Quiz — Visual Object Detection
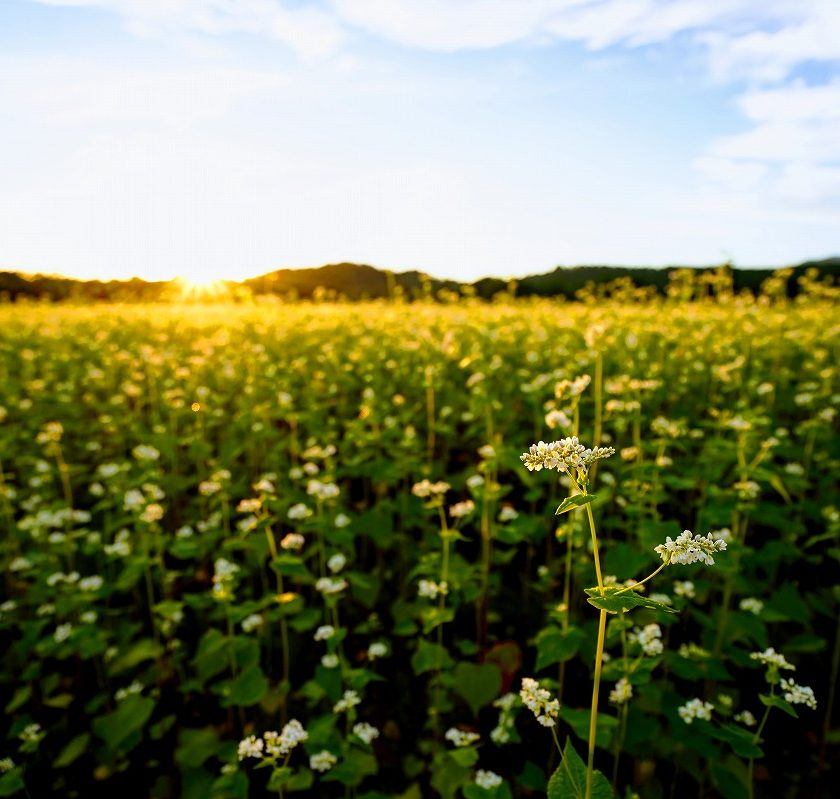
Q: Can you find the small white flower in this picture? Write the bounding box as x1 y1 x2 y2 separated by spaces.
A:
450 500 475 518
0 758 14 774
609 677 633 705
750 648 795 671
287 503 312 520
739 597 764 615
316 577 348 595
314 625 336 641
334 690 361 713
54 623 73 643
353 722 380 744
780 679 817 709
310 750 337 772
321 653 340 668
280 533 305 551
445 728 480 747
520 678 560 727
678 698 713 724
132 444 160 461
327 553 347 573
735 710 757 726
673 580 695 599
629 624 663 656
241 614 263 633
237 735 264 761
418 579 448 599
475 769 503 789
264 720 308 757
368 642 388 660
654 530 727 566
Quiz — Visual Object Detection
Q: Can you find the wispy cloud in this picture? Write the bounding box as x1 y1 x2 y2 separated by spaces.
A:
32 0 344 55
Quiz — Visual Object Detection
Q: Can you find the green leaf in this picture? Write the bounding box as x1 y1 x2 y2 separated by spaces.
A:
584 586 677 615
5 685 31 713
555 494 598 516
322 751 378 787
54 733 91 768
411 640 452 675
0 770 25 797
176 728 223 769
559 708 618 751
92 695 155 752
547 738 614 799
452 662 502 716
420 606 455 635
449 747 479 768
110 638 164 674
759 693 798 718
222 665 268 707
535 626 584 671
710 724 763 758
270 555 311 579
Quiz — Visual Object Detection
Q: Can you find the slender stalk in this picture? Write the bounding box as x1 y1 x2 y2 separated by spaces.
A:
584 501 607 799
612 563 665 595
748 693 774 799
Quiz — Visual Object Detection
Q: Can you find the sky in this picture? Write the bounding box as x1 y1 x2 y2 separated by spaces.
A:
0 1 838 283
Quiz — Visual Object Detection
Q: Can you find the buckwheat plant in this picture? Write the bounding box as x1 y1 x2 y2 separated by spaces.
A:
745 647 818 799
521 435 728 799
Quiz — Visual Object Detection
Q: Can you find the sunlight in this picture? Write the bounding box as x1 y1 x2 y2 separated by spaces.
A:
172 276 231 300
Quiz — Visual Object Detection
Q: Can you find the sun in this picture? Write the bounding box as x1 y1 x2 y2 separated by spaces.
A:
171 276 231 300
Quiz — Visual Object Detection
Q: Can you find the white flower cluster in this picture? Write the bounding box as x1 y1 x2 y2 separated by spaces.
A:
212 558 239 600
654 530 727 566
281 533 305 551
750 648 795 671
555 375 591 400
739 597 764 615
520 437 615 473
334 690 361 713
678 698 713 724
418 579 448 599
672 580 695 598
445 727 480 747
262 720 309 759
316 577 348 595
411 480 450 498
520 678 560 728
314 625 336 641
475 769 503 789
368 642 388 660
609 677 633 705
450 500 475 518
238 719 309 760
780 679 817 709
629 623 663 656
307 480 340 501
353 722 380 744
327 553 347 573
490 693 519 744
310 750 337 772
735 710 756 726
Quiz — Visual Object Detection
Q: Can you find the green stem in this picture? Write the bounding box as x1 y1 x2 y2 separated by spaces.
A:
612 563 666 595
748 687 774 799
584 502 606 799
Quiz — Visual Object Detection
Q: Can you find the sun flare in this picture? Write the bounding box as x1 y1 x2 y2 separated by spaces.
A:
172 276 231 300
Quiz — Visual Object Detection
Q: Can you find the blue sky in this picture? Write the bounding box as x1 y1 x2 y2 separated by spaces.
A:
1 1 838 282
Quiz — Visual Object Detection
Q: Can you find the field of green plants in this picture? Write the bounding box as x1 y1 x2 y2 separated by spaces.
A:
1 270 838 798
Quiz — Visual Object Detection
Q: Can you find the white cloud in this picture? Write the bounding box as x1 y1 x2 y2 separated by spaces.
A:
698 81 840 201
2 58 286 127
32 0 343 55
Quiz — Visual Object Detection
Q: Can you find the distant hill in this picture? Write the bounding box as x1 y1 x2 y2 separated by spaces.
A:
1 258 837 303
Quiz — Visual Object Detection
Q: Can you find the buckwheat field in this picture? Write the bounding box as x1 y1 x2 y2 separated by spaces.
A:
1 271 838 799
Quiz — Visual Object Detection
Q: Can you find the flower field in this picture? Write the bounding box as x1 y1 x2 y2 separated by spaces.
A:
1 275 838 798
